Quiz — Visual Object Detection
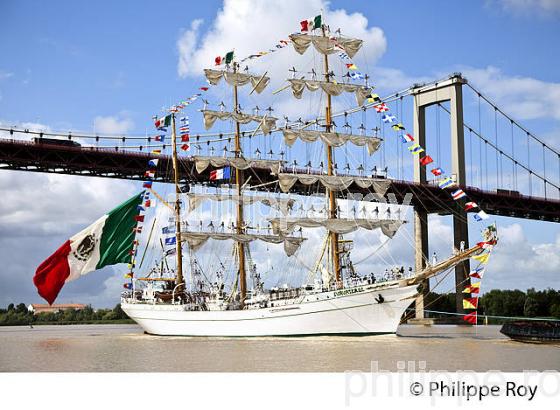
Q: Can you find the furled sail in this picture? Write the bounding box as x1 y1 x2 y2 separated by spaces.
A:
187 193 295 215
268 217 404 238
194 156 283 174
289 34 363 58
203 69 270 94
180 231 306 256
202 109 278 135
287 79 372 106
278 173 391 195
283 129 381 155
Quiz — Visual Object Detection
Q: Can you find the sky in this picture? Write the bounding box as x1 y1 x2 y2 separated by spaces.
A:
0 0 559 307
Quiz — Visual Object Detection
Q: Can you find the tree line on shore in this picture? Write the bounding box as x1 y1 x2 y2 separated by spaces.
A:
425 288 560 319
0 303 133 326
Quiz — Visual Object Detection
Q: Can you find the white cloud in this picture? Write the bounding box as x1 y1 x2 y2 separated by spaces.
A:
177 0 386 79
0 70 14 81
176 0 387 119
493 0 560 15
93 112 134 134
462 66 560 121
484 222 560 291
177 19 204 78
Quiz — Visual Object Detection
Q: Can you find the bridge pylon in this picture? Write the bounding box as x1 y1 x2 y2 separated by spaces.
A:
411 74 470 318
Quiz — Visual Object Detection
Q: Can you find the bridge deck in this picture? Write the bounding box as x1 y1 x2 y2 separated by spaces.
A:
1 139 558 222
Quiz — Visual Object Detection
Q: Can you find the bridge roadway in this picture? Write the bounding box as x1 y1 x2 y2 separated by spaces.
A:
1 138 558 222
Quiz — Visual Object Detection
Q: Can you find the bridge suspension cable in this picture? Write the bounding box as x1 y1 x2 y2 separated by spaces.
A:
438 103 560 193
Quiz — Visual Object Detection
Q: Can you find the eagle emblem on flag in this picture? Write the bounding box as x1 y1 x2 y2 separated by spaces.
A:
73 234 97 262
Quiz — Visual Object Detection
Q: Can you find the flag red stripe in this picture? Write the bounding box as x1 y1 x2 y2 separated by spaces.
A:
33 240 72 305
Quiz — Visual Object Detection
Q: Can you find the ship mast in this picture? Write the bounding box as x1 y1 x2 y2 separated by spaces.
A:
170 113 185 288
232 62 247 306
322 24 342 286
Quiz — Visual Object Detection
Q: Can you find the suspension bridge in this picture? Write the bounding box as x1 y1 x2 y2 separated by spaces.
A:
1 73 559 318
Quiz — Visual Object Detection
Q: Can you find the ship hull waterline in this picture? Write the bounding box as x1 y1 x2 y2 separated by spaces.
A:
121 283 419 337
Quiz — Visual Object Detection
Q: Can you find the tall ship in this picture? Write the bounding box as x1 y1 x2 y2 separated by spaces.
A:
116 18 493 336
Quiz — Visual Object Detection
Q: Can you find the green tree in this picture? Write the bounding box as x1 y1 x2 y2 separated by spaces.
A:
550 304 560 319
16 303 27 314
524 296 539 317
7 303 14 311
112 304 128 320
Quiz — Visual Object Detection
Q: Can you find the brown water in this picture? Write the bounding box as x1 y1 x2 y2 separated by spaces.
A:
0 324 558 372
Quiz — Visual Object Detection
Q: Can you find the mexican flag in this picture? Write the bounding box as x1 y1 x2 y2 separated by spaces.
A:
300 15 322 32
154 114 171 129
33 192 144 304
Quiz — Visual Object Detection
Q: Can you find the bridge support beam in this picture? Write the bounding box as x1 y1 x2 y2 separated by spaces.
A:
412 74 471 317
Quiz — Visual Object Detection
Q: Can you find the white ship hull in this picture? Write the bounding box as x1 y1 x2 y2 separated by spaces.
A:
121 282 418 336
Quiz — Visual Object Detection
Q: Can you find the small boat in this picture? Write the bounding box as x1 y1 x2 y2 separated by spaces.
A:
500 320 560 343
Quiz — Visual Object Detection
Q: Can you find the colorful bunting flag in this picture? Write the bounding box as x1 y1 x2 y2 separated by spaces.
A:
419 155 433 166
408 143 424 154
123 283 133 290
382 114 396 123
477 240 496 250
148 159 159 168
463 282 481 294
472 253 490 264
142 181 153 189
452 189 467 200
134 215 145 223
349 72 365 80
438 177 456 189
403 133 414 142
431 167 443 176
346 63 357 70
181 134 190 142
463 311 477 325
464 201 478 211
474 210 489 221
463 297 478 310
181 144 190 151
469 267 485 279
154 135 165 142
124 273 133 279
151 149 162 155
392 123 405 131
144 170 155 178
374 103 389 113
164 237 177 246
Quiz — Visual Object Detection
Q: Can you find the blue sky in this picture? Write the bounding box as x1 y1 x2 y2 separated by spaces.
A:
0 0 559 307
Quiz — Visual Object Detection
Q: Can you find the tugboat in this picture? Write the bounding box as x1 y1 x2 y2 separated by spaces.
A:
500 320 560 343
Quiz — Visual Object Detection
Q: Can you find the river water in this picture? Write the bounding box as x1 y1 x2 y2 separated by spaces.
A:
0 324 558 372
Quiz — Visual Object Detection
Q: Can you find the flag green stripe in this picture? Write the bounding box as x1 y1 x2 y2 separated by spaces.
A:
96 192 143 270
